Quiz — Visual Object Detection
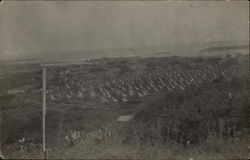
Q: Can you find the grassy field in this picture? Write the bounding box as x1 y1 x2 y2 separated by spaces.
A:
1 54 249 159
3 136 248 159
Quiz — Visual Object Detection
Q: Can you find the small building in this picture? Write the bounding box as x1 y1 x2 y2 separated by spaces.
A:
116 115 133 122
7 89 25 95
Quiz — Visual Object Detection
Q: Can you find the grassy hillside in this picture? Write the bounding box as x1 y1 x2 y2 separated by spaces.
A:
1 55 249 159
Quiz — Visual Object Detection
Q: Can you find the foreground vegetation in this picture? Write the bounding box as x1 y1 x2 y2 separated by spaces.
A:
4 136 247 159
3 69 249 159
1 55 249 159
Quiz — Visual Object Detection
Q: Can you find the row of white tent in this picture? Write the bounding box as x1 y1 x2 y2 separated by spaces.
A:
47 65 234 103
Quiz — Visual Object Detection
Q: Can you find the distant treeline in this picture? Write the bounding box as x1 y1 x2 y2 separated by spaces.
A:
200 45 249 52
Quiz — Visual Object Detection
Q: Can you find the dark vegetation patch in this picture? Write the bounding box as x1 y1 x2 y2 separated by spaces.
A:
129 73 249 146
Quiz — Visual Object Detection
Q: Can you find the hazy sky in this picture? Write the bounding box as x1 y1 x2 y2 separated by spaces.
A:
0 1 249 60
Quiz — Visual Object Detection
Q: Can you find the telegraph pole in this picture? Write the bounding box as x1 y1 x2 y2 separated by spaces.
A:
42 67 47 159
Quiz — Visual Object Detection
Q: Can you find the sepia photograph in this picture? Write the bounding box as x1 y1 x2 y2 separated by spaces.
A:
0 1 249 159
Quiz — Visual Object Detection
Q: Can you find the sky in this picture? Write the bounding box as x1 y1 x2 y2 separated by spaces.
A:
0 1 249 60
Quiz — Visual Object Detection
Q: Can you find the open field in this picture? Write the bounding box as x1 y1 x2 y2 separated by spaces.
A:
0 53 249 159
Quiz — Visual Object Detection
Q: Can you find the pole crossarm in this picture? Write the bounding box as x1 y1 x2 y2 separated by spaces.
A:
40 61 88 67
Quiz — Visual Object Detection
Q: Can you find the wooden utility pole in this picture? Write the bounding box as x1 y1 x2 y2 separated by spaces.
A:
40 61 87 158
42 67 47 159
